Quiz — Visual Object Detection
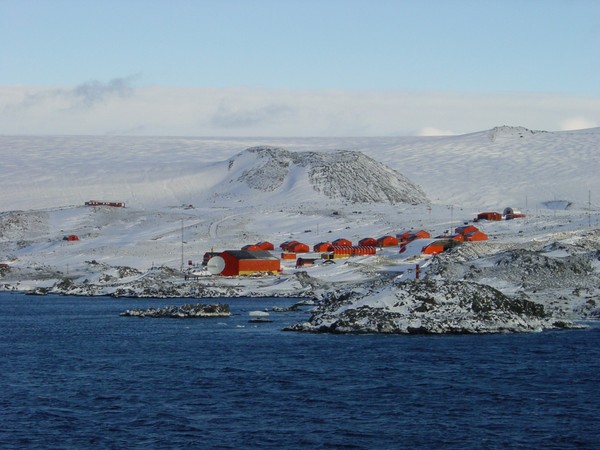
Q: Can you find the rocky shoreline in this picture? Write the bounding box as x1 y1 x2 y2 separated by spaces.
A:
3 229 599 334
284 279 582 334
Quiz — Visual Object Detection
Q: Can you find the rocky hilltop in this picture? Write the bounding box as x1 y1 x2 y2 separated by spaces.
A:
222 146 429 204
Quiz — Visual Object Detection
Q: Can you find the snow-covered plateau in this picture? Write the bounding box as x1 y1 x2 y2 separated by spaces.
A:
1 126 599 333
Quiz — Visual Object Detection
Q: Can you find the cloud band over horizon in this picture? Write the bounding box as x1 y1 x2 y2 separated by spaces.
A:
1 80 599 137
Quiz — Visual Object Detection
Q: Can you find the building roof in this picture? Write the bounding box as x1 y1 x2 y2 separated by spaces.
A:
223 250 278 260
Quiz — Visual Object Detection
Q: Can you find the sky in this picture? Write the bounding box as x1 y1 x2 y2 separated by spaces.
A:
1 0 599 136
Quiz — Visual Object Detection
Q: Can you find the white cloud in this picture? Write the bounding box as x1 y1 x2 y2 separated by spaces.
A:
559 116 599 131
1 84 600 136
417 127 457 136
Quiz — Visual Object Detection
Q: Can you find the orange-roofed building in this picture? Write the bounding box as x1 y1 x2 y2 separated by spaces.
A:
332 238 352 247
465 231 489 241
280 240 299 251
455 225 479 235
242 244 262 251
256 241 275 251
377 235 399 247
313 242 333 252
288 242 310 253
358 237 378 247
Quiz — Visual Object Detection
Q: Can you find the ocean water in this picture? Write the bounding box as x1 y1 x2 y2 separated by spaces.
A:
0 293 598 449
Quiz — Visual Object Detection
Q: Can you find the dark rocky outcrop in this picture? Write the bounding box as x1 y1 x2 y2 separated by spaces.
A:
120 303 231 318
286 279 580 334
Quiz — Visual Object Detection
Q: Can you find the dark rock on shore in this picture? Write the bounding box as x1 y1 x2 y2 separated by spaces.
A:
120 303 231 318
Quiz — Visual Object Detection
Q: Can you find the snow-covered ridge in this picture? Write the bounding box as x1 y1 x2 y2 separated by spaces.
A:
0 126 599 211
224 146 428 204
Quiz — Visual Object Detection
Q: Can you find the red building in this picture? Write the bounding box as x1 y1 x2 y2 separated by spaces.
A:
455 225 479 235
476 212 502 221
332 238 352 247
464 231 489 242
358 237 378 247
313 242 333 252
287 242 310 253
211 250 280 276
256 241 275 250
377 235 399 247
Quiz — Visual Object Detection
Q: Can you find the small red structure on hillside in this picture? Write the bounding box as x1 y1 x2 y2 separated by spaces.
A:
287 242 310 253
256 241 275 251
464 231 489 241
242 244 262 251
378 235 399 247
313 242 333 252
397 230 431 244
358 237 378 247
455 225 479 235
476 212 502 221
422 239 461 255
280 240 299 251
296 258 317 268
332 238 352 247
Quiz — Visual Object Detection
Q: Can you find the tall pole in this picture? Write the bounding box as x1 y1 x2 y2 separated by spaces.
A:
181 219 184 272
589 190 592 228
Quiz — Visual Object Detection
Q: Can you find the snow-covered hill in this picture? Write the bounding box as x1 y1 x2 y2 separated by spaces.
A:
1 126 598 211
219 146 428 205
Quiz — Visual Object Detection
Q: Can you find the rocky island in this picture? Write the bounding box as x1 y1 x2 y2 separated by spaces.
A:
120 303 231 318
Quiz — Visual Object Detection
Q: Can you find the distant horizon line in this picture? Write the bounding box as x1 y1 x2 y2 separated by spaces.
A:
2 125 598 139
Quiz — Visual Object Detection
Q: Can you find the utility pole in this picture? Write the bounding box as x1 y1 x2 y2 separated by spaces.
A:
180 219 184 272
589 190 592 228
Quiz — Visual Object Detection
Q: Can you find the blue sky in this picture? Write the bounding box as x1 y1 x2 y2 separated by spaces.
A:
1 0 599 136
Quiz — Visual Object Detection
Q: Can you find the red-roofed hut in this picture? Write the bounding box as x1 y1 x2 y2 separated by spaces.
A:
256 241 274 251
313 242 333 252
421 239 461 255
288 242 310 253
465 231 489 241
332 238 352 247
377 235 399 247
476 212 502 221
358 237 378 247
397 230 430 244
455 225 479 235
242 244 262 251
280 240 299 251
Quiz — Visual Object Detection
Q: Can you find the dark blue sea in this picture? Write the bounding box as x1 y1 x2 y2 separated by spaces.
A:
1 293 598 449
